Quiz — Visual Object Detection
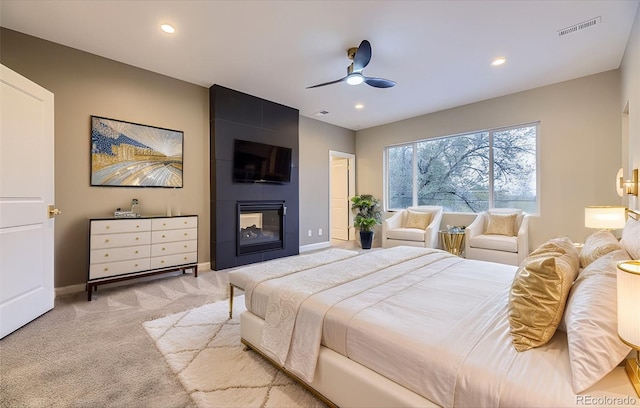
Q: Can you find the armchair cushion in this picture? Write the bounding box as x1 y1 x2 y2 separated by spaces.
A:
403 210 433 229
468 234 518 253
485 213 517 236
385 228 427 242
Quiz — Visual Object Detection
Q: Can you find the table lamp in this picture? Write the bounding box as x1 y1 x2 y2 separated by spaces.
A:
584 206 627 230
617 260 640 397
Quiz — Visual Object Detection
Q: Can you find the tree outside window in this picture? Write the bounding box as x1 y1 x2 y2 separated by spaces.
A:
386 124 537 213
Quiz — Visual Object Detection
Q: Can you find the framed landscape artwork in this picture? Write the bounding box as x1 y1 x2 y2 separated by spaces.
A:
90 116 184 187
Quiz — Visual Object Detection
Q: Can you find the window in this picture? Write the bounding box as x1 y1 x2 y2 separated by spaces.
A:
386 123 538 213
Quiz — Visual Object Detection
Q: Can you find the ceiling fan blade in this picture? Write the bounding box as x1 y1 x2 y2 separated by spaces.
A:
352 40 372 72
364 77 396 88
306 76 348 89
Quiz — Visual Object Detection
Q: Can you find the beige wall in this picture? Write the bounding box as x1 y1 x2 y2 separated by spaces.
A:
355 70 622 249
1 28 210 288
621 6 640 212
298 116 356 246
0 28 356 287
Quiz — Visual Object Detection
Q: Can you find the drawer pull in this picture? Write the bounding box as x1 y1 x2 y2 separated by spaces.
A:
136 225 140 228
163 223 167 226
104 254 109 257
184 245 187 248
136 237 139 241
184 221 187 224
162 247 166 251
134 263 138 267
162 235 166 238
106 226 110 229
105 239 110 243
135 250 139 254
184 233 188 236
184 256 187 260
161 260 165 264
104 267 109 271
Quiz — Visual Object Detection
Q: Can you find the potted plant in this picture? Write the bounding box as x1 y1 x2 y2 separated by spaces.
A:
351 194 382 249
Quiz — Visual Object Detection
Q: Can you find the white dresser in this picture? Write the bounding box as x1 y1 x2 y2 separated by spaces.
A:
87 215 198 300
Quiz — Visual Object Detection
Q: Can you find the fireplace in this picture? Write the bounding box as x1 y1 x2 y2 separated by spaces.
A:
237 201 286 255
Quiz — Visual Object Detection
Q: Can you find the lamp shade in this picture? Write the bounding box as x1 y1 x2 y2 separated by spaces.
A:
618 261 640 349
584 206 626 229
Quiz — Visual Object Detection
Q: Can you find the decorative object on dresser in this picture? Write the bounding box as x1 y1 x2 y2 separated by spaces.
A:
87 215 198 301
617 260 640 397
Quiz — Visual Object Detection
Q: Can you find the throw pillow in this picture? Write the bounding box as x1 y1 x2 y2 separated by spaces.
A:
403 210 433 230
579 229 623 268
621 217 640 259
508 237 579 352
485 213 517 236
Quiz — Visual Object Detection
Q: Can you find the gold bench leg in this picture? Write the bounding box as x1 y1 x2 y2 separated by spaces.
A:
229 283 234 319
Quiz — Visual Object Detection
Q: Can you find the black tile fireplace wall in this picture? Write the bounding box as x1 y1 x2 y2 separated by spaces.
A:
210 85 299 270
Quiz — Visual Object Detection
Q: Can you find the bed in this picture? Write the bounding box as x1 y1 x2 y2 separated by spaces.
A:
230 210 640 407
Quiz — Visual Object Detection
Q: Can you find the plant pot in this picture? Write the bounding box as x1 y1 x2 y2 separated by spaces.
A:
359 231 374 250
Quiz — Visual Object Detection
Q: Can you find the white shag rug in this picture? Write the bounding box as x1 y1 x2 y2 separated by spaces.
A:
143 296 326 408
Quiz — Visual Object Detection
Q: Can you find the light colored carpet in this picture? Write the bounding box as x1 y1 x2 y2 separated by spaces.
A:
143 296 327 408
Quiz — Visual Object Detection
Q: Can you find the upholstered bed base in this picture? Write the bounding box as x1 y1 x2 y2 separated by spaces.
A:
240 310 438 408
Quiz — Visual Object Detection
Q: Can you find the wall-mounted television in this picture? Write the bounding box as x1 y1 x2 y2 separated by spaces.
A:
232 139 292 184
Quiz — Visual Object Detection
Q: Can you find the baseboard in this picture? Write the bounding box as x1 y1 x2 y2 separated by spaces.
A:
54 262 213 297
299 241 331 252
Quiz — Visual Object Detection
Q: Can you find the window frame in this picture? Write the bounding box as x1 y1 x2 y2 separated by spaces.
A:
384 122 540 214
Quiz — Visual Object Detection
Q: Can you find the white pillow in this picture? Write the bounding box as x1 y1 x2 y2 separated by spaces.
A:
579 230 623 268
621 217 640 259
563 249 632 393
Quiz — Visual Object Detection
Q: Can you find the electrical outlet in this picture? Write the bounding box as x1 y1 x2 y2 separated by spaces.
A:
308 230 312 237
318 228 322 236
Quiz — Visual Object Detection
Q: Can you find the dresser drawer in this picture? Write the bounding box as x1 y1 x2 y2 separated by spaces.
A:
89 258 151 280
90 245 150 265
152 216 197 231
90 231 151 249
151 240 197 257
151 228 197 243
91 219 152 234
150 252 197 269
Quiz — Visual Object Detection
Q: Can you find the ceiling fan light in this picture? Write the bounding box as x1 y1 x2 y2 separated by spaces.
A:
346 74 364 85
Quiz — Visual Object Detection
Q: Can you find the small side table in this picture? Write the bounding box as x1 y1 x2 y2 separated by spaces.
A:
439 230 465 256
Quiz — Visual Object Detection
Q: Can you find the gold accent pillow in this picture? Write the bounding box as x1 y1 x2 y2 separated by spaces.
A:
403 210 433 230
485 213 517 236
579 230 622 268
509 237 579 352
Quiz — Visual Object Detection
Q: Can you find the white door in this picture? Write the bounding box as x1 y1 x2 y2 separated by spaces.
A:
0 64 56 339
330 157 350 240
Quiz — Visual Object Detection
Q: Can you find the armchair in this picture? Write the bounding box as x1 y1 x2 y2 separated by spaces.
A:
464 208 530 266
382 206 443 249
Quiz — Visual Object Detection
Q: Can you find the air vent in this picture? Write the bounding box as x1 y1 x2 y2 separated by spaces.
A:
558 16 601 37
313 110 329 117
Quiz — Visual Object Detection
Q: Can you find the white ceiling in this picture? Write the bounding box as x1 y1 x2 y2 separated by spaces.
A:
1 0 638 131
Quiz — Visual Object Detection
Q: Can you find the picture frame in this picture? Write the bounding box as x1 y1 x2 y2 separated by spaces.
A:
90 116 184 188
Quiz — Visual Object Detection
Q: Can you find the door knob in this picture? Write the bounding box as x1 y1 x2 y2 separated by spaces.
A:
48 205 62 218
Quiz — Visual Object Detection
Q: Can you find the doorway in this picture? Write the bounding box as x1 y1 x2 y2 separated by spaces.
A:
329 151 355 243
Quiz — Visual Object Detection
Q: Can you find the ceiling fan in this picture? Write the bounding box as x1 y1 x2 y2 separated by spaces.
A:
307 40 396 89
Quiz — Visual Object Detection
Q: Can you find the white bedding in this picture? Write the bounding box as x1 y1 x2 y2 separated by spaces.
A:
242 246 638 407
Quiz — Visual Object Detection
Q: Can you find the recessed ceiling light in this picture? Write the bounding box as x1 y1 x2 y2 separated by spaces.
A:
161 24 175 34
355 104 364 110
491 57 506 66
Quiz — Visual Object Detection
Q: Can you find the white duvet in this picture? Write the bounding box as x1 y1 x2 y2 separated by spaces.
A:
246 247 634 407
